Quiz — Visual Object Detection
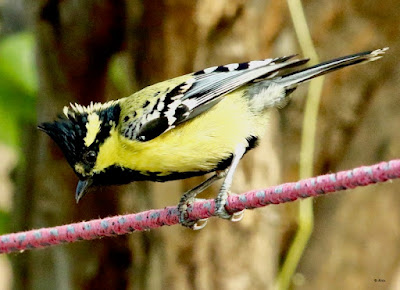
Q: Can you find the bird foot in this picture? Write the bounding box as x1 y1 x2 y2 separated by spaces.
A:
178 197 209 230
215 191 245 222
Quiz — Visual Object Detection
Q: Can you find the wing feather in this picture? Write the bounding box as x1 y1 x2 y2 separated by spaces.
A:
123 56 309 142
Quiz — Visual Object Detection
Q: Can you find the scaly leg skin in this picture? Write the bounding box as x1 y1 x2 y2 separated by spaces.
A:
215 144 246 221
178 173 223 230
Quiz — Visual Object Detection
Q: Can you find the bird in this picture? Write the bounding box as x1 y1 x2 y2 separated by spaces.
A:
39 47 387 230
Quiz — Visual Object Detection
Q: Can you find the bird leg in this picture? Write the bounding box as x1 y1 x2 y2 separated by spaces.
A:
178 144 246 230
214 144 246 221
178 173 223 230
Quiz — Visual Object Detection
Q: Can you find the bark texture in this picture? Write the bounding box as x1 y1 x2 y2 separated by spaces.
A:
9 0 400 289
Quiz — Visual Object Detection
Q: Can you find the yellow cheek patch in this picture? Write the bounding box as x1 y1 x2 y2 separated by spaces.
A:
84 113 102 147
94 128 120 172
74 163 85 175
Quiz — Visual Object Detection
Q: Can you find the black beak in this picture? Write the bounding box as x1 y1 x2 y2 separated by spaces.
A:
75 179 93 203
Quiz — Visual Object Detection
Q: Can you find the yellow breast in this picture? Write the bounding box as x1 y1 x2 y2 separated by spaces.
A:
94 89 269 175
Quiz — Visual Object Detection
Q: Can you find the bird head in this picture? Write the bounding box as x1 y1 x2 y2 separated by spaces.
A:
39 101 121 202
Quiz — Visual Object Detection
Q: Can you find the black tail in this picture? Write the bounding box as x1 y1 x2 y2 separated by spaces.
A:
277 48 388 88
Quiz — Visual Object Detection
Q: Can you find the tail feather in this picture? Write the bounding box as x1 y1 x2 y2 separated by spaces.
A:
277 47 388 88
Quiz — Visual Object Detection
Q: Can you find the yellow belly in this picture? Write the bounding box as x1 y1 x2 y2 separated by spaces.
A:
94 90 269 175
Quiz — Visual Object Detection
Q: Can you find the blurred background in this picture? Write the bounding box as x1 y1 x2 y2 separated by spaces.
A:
0 0 399 289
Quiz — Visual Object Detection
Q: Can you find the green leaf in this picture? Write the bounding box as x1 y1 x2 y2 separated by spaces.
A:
0 32 38 147
0 105 20 147
0 32 38 97
0 76 35 120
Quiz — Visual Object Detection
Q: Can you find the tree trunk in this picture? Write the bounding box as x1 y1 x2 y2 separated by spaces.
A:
12 1 131 289
9 0 400 289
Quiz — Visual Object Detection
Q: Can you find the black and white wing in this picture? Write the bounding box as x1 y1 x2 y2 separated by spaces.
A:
123 55 309 142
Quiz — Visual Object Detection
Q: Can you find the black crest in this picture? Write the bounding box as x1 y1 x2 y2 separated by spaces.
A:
38 113 88 170
38 102 121 177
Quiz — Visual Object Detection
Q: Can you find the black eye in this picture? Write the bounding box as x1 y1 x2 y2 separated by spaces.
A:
83 151 97 164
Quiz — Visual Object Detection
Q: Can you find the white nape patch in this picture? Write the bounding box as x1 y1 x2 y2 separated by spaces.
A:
84 113 102 147
248 59 272 69
203 66 218 74
225 63 239 71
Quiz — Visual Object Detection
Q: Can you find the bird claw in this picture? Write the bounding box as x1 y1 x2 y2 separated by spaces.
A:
230 210 245 222
178 198 208 230
215 191 245 222
191 218 208 230
178 183 245 229
215 206 245 222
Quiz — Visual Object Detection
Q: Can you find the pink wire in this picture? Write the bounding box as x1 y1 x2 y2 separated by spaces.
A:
1 159 399 254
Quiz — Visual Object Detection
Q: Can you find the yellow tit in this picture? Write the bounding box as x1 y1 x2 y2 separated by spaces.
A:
39 48 387 229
